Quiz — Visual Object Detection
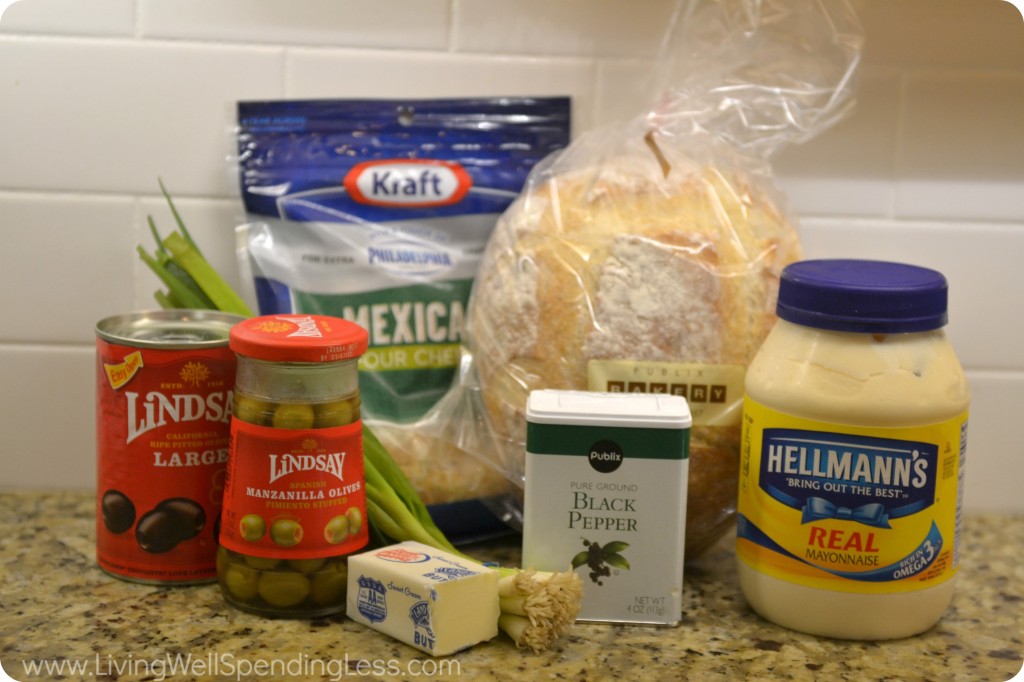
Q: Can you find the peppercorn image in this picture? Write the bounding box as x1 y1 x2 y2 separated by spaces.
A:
572 539 631 586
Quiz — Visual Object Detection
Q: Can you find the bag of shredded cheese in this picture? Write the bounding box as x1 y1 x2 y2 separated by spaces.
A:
233 98 571 529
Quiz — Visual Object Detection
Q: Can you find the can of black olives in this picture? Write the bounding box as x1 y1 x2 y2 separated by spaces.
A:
96 310 245 584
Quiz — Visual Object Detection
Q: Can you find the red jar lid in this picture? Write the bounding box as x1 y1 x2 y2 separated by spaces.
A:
230 314 368 363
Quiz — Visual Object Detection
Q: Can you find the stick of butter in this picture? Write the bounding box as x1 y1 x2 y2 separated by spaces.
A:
346 541 500 656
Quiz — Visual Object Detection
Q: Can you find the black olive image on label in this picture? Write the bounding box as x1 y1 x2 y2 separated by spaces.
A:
101 490 136 534
135 509 183 553
135 497 207 553
156 497 206 540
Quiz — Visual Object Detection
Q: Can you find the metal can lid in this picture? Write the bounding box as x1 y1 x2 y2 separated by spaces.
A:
230 314 369 363
777 259 948 333
96 309 245 348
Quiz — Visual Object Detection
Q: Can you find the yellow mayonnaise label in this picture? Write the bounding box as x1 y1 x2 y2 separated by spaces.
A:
737 397 968 594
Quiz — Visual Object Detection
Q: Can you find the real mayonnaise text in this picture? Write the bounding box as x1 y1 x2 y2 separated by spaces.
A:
736 259 970 639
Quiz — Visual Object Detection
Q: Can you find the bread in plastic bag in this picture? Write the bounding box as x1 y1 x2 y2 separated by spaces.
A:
429 0 864 556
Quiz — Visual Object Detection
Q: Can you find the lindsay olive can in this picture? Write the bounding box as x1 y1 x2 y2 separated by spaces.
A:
96 310 245 584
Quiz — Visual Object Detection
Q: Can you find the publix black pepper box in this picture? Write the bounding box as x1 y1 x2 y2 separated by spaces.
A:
522 390 691 625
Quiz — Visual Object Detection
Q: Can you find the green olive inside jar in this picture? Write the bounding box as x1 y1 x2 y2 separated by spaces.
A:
218 314 369 618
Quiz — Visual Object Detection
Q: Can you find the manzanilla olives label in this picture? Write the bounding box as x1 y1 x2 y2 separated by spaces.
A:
95 310 244 585
219 419 367 561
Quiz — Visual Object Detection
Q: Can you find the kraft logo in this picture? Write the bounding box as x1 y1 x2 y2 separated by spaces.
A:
344 160 472 208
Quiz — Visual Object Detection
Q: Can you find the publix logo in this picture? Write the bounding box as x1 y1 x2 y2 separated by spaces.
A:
589 439 624 474
344 159 472 208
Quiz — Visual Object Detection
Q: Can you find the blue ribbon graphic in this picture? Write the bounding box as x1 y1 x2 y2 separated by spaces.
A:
801 497 892 528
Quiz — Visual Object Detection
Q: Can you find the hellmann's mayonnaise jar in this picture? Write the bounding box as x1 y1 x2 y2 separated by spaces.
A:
736 259 970 639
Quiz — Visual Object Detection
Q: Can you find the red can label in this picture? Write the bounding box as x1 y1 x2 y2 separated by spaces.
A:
96 337 235 584
219 419 368 560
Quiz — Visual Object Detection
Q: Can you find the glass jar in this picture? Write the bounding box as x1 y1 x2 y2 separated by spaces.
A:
217 314 369 618
736 259 970 639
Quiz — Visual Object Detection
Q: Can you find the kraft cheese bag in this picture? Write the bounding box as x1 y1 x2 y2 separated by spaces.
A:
232 98 571 537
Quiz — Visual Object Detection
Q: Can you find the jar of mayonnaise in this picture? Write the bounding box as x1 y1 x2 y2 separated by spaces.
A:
736 259 970 639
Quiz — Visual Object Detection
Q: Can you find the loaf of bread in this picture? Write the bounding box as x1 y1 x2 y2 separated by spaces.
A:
467 137 802 556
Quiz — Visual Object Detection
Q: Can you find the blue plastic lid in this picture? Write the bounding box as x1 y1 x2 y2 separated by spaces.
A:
777 259 948 333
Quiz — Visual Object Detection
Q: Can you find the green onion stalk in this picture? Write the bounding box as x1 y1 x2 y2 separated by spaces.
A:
139 180 582 652
137 179 253 317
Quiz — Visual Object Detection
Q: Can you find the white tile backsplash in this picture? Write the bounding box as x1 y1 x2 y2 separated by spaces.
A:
0 192 136 344
773 69 903 188
897 71 1024 181
0 345 96 488
453 0 676 58
798 217 1024 371
855 0 1024 70
286 49 596 134
960 370 1024 514
0 38 284 196
0 0 1022 512
0 0 135 37
593 59 660 128
139 0 451 51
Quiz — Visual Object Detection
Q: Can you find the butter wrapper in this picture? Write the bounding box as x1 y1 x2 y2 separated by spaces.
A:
347 541 499 656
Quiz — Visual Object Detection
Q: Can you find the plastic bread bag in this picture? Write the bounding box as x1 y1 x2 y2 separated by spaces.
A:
233 98 572 539
426 0 864 556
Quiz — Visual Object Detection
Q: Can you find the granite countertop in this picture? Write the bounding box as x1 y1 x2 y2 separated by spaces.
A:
0 491 1021 682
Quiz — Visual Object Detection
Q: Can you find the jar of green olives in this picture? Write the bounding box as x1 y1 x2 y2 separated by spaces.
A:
218 314 369 617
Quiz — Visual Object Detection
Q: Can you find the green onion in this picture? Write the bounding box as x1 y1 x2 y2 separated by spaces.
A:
161 231 252 316
137 180 254 316
158 177 203 255
495 566 582 653
136 245 212 309
362 426 460 554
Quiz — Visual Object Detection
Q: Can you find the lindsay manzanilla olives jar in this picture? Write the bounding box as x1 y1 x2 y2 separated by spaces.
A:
218 314 369 617
736 260 970 639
